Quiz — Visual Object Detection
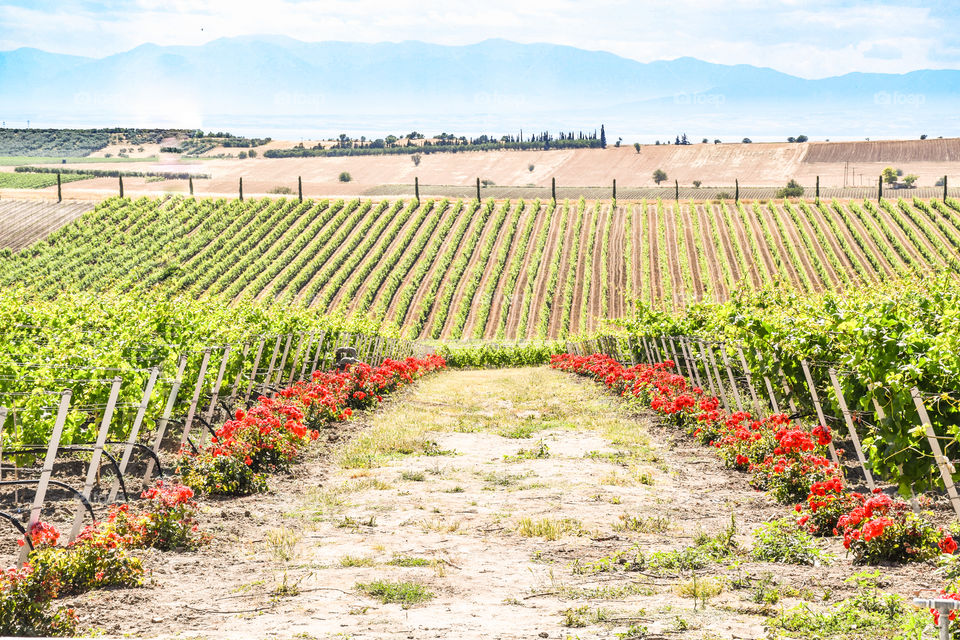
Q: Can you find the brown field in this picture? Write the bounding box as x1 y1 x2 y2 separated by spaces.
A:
4 137 960 202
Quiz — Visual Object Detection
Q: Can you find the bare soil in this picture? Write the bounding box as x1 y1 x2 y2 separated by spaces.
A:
68 367 942 640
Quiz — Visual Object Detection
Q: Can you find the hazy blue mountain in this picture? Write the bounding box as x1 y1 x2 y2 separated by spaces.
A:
0 37 956 139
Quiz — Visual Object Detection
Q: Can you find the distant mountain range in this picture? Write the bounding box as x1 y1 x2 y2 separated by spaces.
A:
1 37 957 140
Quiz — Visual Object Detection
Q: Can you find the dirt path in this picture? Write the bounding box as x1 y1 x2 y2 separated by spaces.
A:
739 204 781 286
630 204 643 305
646 204 663 308
568 208 593 335
461 203 517 338
770 204 826 290
904 201 960 263
521 203 566 340
662 204 685 309
332 202 425 312
752 204 799 286
77 366 935 640
868 201 931 268
586 204 609 330
608 205 627 318
547 203 581 337
503 204 550 340
256 201 376 302
816 202 879 283
843 203 909 275
439 203 511 339
708 204 744 288
397 203 470 329
383 201 459 323
695 205 726 300
829 202 896 278
680 205 705 303
482 203 537 339
725 204 764 289
803 203 859 282
780 204 843 288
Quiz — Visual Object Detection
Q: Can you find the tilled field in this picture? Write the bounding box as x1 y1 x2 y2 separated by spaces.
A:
4 195 960 338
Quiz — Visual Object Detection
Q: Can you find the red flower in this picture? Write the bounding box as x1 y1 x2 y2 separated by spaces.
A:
940 535 958 555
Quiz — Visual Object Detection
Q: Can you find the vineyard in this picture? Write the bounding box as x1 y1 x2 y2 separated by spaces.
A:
4 188 960 637
4 195 960 341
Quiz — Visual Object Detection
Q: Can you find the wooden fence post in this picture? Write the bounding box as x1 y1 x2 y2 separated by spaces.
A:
228 341 250 406
736 347 764 415
704 343 731 412
144 355 188 484
800 360 839 464
20 390 71 563
911 387 960 518
179 349 211 449
719 344 745 412
69 377 121 542
243 337 267 404
696 340 718 398
829 368 875 490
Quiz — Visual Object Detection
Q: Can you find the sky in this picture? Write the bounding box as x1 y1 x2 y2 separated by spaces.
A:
1 0 959 79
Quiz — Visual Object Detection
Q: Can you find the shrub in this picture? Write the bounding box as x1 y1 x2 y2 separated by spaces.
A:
693 180 702 187
751 519 832 565
0 563 78 636
176 450 269 496
775 179 804 198
269 186 293 194
339 171 352 182
715 191 732 200
238 151 248 159
837 492 950 564
28 545 143 596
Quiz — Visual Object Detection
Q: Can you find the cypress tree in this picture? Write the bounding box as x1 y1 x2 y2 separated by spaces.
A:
600 125 607 149
298 176 302 202
57 172 62 202
189 176 194 196
476 177 480 201
240 177 244 201
119 175 124 198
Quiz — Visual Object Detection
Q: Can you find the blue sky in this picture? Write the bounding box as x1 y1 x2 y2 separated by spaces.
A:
2 0 958 78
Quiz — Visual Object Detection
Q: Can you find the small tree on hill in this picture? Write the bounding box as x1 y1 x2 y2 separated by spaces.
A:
653 169 667 185
882 166 898 185
903 174 919 187
633 142 641 154
411 153 422 167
